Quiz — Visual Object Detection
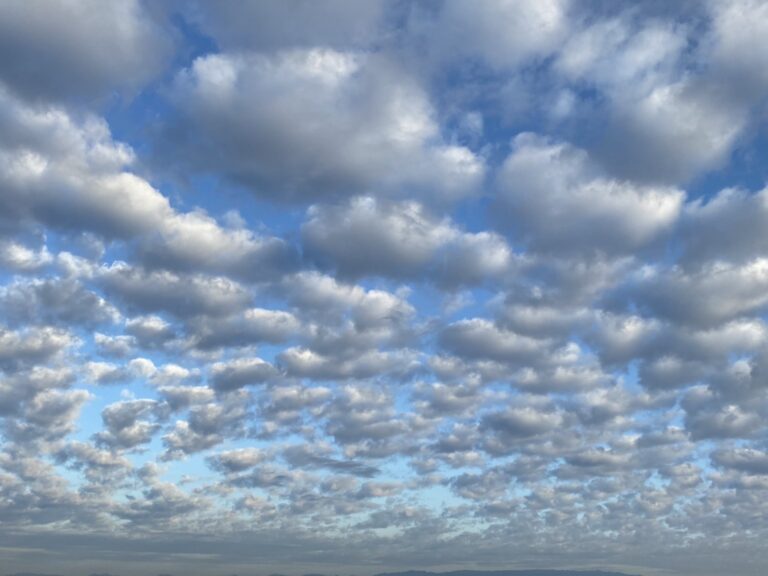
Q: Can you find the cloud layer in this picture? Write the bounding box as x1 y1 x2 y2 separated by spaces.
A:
2 2 768 576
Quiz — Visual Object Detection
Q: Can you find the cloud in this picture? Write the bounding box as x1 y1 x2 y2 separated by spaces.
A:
303 196 512 285
187 307 300 350
4 388 91 443
209 357 278 391
0 240 52 272
617 258 768 328
494 133 684 255
413 0 570 70
100 264 252 318
481 404 566 450
282 443 380 477
162 50 484 202
186 0 390 51
0 84 292 284
0 277 120 328
551 4 768 184
94 399 166 450
0 0 171 102
124 315 176 348
439 318 551 365
278 347 419 381
207 447 268 474
0 326 76 373
682 186 768 266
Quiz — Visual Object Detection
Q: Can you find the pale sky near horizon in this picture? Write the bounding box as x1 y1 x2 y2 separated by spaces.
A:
1 1 768 575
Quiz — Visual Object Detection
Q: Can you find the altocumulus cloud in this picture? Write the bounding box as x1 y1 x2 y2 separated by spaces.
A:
2 2 768 576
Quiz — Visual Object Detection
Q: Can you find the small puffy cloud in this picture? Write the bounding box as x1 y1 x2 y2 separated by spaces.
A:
93 332 136 358
157 385 214 411
83 361 129 386
4 388 91 443
619 259 768 328
278 347 419 381
125 315 176 348
0 277 120 328
100 264 252 318
280 271 415 334
187 307 300 350
282 442 379 477
0 240 52 272
712 447 768 475
207 447 268 474
0 326 76 373
481 404 566 455
162 393 249 459
210 357 278 391
440 318 551 366
95 399 166 450
136 209 298 282
55 440 132 482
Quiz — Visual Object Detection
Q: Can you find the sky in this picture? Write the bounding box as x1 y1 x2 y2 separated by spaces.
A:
1 1 768 575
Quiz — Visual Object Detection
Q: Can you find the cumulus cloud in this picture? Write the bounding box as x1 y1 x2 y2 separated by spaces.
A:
209 357 278 391
303 196 512 285
162 49 484 202
552 7 764 184
0 326 76 373
494 133 684 255
187 307 300 350
0 0 171 102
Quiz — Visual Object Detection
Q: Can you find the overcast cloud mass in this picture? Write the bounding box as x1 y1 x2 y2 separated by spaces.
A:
2 1 768 575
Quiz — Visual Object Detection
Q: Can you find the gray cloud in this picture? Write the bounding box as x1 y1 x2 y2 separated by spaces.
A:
185 0 391 52
494 133 684 255
94 399 167 450
303 196 511 285
161 50 484 202
100 264 252 318
0 326 75 374
0 277 119 328
0 0 171 102
187 307 299 350
209 357 278 391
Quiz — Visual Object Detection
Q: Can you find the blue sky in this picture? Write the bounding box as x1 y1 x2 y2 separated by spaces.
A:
1 2 768 576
